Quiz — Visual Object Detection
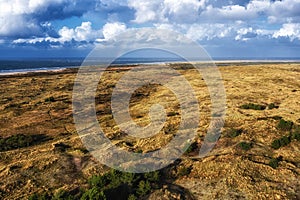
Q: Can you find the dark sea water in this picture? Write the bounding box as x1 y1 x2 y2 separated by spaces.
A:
0 57 186 74
0 57 300 74
0 58 83 74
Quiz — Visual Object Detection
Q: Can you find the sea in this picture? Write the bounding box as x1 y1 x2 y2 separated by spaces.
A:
0 57 300 74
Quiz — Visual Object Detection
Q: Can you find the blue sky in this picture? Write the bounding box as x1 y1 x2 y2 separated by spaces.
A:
0 0 300 58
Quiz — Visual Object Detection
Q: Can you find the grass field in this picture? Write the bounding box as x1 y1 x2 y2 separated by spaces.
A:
0 63 299 199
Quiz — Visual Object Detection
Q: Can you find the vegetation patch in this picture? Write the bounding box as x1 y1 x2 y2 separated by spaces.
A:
0 134 51 152
291 132 300 141
177 166 192 177
268 103 279 110
268 156 283 169
29 169 162 200
271 126 300 149
238 142 253 151
270 116 283 120
227 128 243 138
271 136 291 149
240 103 266 110
277 119 294 131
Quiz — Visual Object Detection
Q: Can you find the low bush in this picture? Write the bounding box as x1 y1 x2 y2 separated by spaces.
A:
292 125 300 141
80 187 106 200
127 194 137 200
28 192 52 200
268 103 279 109
271 135 291 149
271 139 281 149
227 128 243 138
177 166 192 177
52 189 77 200
30 169 162 199
136 180 151 197
0 134 50 152
238 142 253 151
292 133 300 141
270 116 282 120
240 103 266 110
269 156 283 169
271 130 300 149
87 169 161 199
277 119 293 131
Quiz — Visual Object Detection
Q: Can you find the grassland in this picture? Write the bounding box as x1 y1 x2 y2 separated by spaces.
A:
0 63 299 199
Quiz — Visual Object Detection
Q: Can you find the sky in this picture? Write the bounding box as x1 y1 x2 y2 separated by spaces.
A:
0 0 300 59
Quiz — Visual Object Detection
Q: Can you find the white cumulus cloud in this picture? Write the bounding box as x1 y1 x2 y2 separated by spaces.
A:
186 23 234 41
273 23 300 41
102 22 127 41
13 21 102 44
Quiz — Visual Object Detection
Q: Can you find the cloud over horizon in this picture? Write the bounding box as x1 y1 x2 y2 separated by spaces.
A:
1 0 300 57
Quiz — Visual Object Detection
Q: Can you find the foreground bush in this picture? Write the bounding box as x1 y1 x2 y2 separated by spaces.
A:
29 169 161 200
84 170 160 199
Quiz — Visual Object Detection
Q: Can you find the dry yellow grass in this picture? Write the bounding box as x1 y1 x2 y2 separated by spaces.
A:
0 63 299 199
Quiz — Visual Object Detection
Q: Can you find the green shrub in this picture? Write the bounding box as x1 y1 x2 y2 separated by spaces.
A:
269 158 279 169
88 175 108 188
292 125 300 140
121 172 135 185
144 171 160 183
136 181 151 197
240 103 266 110
280 135 291 146
271 135 292 149
81 187 106 200
28 193 51 200
269 156 282 169
45 96 55 102
238 142 253 151
128 194 137 200
31 168 162 200
87 169 159 199
292 132 300 141
271 139 281 149
277 119 293 131
268 103 279 109
270 116 283 120
52 190 76 200
177 166 192 177
0 134 51 152
228 128 243 138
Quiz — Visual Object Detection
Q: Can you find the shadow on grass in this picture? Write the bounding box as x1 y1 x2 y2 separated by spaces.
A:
0 134 52 152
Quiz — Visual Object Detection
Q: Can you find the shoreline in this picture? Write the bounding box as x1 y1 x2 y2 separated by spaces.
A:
0 60 299 77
